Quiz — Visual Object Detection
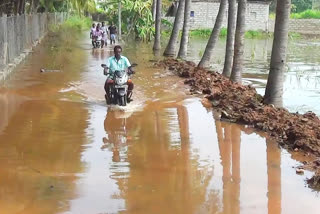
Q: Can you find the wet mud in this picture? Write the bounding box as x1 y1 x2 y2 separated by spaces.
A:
156 58 320 187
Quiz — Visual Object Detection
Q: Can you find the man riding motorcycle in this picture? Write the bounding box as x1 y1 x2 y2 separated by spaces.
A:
104 45 134 103
92 23 104 48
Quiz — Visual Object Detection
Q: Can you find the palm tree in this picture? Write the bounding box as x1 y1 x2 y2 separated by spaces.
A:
222 0 237 77
152 0 156 21
264 0 291 107
153 0 162 51
177 0 191 59
198 0 227 68
230 0 247 83
163 0 185 57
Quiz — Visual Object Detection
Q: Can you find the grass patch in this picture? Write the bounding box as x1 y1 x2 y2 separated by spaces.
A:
190 29 212 37
289 32 302 39
49 16 92 33
62 16 92 31
269 13 276 20
291 9 320 19
190 28 270 39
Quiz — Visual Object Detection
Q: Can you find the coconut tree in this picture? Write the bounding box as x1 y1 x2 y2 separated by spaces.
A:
163 0 185 57
230 0 246 83
198 0 227 68
152 0 156 21
153 0 162 51
177 0 191 59
222 0 237 77
264 0 291 107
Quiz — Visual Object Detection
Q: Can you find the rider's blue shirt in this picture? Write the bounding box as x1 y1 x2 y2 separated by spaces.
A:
106 55 131 76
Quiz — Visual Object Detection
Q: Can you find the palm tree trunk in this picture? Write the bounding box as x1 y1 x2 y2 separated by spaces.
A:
18 0 25 14
163 0 185 57
118 0 122 41
153 0 162 51
264 0 291 107
152 0 156 21
198 0 227 68
222 0 237 77
177 0 191 59
230 0 247 83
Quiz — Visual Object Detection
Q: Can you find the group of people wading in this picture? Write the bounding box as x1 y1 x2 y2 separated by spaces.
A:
90 21 118 48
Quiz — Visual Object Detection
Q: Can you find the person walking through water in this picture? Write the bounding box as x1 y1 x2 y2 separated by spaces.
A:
108 22 117 45
101 21 108 48
90 23 96 48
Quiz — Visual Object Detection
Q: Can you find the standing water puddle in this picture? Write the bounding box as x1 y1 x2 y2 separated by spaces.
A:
0 34 319 213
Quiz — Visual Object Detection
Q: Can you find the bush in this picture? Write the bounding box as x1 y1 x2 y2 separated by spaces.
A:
62 16 92 31
291 10 320 19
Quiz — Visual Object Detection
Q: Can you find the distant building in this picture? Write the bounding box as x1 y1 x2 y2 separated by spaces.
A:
166 0 271 31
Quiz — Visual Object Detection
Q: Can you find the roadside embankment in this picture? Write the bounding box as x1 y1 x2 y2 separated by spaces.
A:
156 58 320 187
0 13 67 82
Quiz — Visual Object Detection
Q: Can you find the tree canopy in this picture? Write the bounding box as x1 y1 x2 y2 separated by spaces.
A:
0 0 96 16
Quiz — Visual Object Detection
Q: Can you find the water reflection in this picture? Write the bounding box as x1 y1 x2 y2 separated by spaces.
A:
0 99 88 214
0 92 26 135
216 121 241 214
102 110 135 162
102 102 217 213
267 139 281 214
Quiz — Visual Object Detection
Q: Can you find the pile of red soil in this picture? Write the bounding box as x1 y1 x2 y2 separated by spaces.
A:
156 58 320 186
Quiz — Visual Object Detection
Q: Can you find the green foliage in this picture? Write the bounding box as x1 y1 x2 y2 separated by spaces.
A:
190 28 270 39
38 0 96 15
161 30 172 38
99 0 154 41
269 13 276 20
162 19 173 28
49 16 92 34
245 30 269 39
291 0 312 13
291 9 320 19
220 28 227 37
270 0 312 13
190 29 212 37
289 32 302 39
62 16 92 30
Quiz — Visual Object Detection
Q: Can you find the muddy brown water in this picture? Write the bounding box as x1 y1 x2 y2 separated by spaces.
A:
0 33 319 214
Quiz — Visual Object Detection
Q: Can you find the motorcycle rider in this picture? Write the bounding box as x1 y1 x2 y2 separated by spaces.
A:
104 45 134 102
92 23 104 48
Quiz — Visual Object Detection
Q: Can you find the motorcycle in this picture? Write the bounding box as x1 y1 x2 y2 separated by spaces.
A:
101 63 137 106
93 39 101 48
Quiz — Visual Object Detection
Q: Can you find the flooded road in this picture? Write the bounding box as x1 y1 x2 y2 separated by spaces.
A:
0 33 320 214
188 37 320 115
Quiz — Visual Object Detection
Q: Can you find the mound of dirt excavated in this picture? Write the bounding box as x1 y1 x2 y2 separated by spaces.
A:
156 58 320 186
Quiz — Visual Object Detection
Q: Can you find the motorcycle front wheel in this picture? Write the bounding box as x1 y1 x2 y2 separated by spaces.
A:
119 96 127 106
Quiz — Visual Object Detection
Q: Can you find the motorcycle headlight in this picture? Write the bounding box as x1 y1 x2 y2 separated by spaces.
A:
116 78 124 85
